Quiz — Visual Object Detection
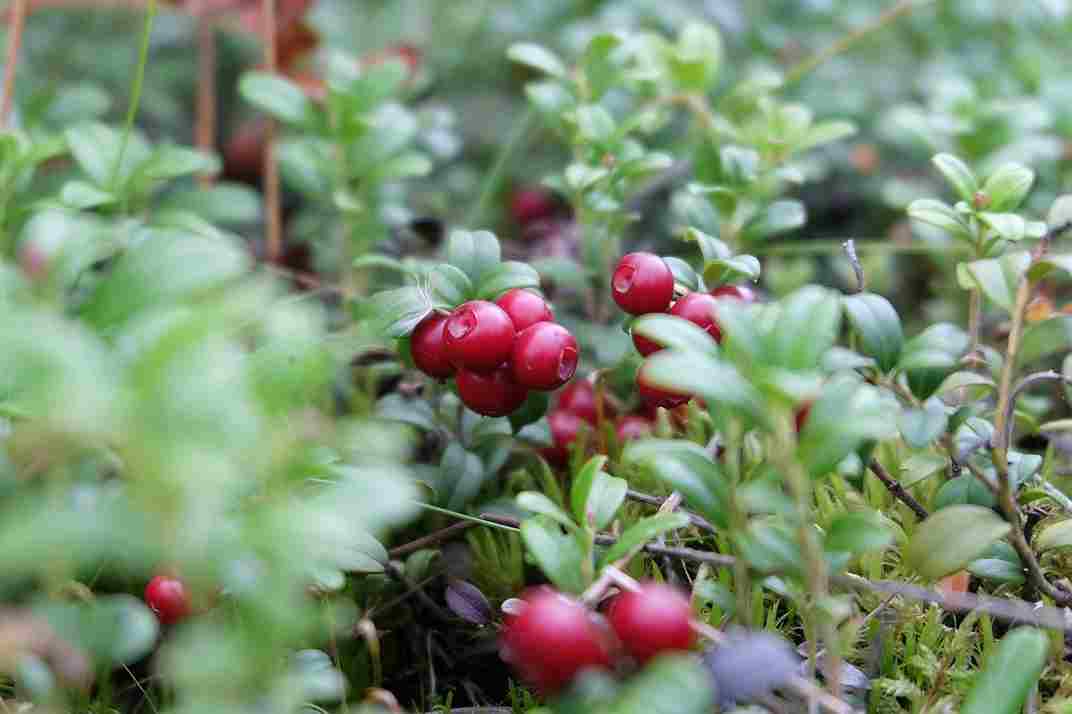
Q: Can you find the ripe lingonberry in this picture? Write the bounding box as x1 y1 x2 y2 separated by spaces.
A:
632 328 664 357
444 300 516 373
456 365 528 417
495 288 553 332
145 575 191 625
636 363 689 410
669 292 723 342
542 409 589 465
615 415 652 442
612 253 674 315
795 401 813 433
711 284 757 303
500 589 613 693
510 187 559 226
556 380 601 424
410 312 454 379
607 583 695 663
512 322 579 391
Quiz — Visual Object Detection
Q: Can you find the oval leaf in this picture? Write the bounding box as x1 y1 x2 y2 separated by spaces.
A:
961 628 1048 714
906 505 1011 580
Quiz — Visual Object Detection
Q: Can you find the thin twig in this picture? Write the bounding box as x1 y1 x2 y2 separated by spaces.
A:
388 520 476 558
842 239 864 294
626 489 715 531
0 0 28 128
261 0 282 262
868 459 928 521
781 0 932 88
195 5 217 188
1000 370 1072 455
111 0 157 197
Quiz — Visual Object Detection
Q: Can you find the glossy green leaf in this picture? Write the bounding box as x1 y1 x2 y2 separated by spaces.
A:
824 510 893 555
843 293 904 372
664 257 701 292
239 71 315 126
446 230 501 284
1019 316 1072 365
642 350 764 424
368 286 442 338
906 505 1011 580
961 628 1048 714
37 595 159 666
606 655 714 714
798 377 898 478
631 314 719 355
703 254 761 286
622 439 729 528
932 153 978 201
982 163 1034 211
520 517 586 594
476 261 541 300
766 286 842 371
956 252 1030 314
507 43 568 78
600 512 690 567
426 263 473 306
968 541 1024 585
1035 519 1072 552
933 475 996 510
573 458 627 530
1027 254 1072 283
748 200 805 238
977 212 1026 242
898 404 948 448
680 227 731 262
907 198 970 239
517 491 576 530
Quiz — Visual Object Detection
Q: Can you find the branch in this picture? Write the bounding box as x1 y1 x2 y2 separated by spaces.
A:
999 370 1072 455
626 489 716 532
868 459 928 521
842 239 864 294
0 0 28 128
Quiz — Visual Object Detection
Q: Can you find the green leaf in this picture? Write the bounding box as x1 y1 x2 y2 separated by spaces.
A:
982 163 1034 211
446 230 501 284
1047 194 1072 228
507 43 568 78
475 261 540 300
600 512 690 567
60 180 116 209
368 286 442 338
239 71 314 126
574 104 616 144
631 314 719 355
517 491 576 530
622 439 729 528
907 198 970 239
961 628 1048 714
932 153 978 201
426 263 473 306
1035 519 1072 552
898 404 948 448
159 183 262 224
140 145 220 181
37 595 159 666
1019 316 1072 365
703 254 761 286
766 286 842 371
933 475 996 510
968 541 1024 585
579 466 627 531
680 227 731 262
748 200 805 238
824 510 893 555
606 655 714 714
509 390 550 432
956 252 1030 314
520 517 586 594
664 257 701 292
977 212 1027 242
798 377 898 478
669 22 723 93
796 120 857 153
905 505 1011 580
65 121 151 187
842 293 904 372
642 350 764 425
1027 254 1072 283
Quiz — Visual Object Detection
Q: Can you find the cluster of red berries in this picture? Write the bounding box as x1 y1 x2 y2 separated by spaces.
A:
144 574 192 626
501 583 695 694
411 289 579 417
611 252 756 409
542 380 653 465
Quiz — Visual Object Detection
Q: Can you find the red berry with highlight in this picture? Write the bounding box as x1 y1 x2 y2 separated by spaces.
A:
410 312 454 379
512 322 579 391
615 415 652 442
637 363 690 410
444 300 516 373
495 288 553 332
607 583 695 663
456 365 528 417
501 589 613 693
145 575 191 625
542 409 589 465
669 292 723 342
612 252 674 315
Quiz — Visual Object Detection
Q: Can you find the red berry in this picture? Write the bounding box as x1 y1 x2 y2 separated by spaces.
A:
795 401 813 433
512 322 579 391
669 292 722 343
456 365 528 417
542 409 589 465
615 415 652 442
500 589 613 693
145 575 191 625
495 288 553 332
444 300 516 373
510 187 558 226
556 380 611 424
710 284 757 303
410 312 454 379
632 329 664 357
611 253 674 315
607 583 695 663
636 363 689 410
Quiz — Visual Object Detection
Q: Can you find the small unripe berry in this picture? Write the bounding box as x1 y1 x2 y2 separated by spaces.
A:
607 583 694 663
512 322 579 391
444 300 516 373
410 312 454 379
500 589 613 693
456 365 528 417
145 575 191 625
495 288 553 332
612 253 674 315
669 292 722 342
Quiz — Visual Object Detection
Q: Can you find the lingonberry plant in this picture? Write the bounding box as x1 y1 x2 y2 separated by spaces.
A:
6 2 1072 714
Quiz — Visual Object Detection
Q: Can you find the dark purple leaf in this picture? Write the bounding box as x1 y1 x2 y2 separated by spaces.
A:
445 578 492 625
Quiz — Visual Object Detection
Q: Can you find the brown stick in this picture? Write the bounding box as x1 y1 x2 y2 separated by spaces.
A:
195 6 217 187
626 489 716 532
260 0 282 263
388 521 476 558
868 459 929 521
0 0 28 127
